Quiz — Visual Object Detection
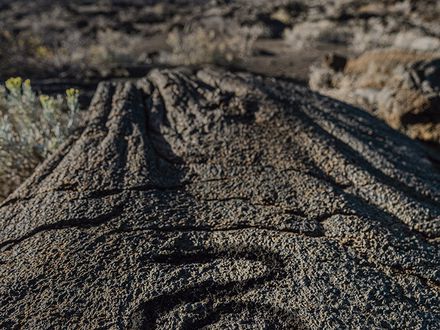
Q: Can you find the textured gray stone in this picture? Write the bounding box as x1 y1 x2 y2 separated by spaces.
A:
0 68 439 329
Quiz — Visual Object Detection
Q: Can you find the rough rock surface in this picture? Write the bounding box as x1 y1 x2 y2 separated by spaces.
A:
310 50 440 145
1 68 440 329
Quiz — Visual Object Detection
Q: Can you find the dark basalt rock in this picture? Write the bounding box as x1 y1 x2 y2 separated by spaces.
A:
0 68 439 329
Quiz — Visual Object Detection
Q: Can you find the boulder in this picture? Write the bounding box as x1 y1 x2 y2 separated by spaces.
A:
310 50 440 144
1 68 439 328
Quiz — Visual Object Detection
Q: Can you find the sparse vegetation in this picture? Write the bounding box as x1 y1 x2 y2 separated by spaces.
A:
51 29 153 77
162 19 262 66
0 28 154 79
0 78 81 201
283 20 353 49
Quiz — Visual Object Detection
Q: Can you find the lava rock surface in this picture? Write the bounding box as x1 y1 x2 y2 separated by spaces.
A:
1 68 439 329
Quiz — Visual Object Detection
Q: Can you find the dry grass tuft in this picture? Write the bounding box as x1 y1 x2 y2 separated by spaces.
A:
162 18 262 66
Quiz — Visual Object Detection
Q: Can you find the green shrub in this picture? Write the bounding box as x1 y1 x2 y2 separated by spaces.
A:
0 78 80 201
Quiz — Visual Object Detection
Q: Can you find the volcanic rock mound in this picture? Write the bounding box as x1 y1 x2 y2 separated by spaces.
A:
1 68 439 328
